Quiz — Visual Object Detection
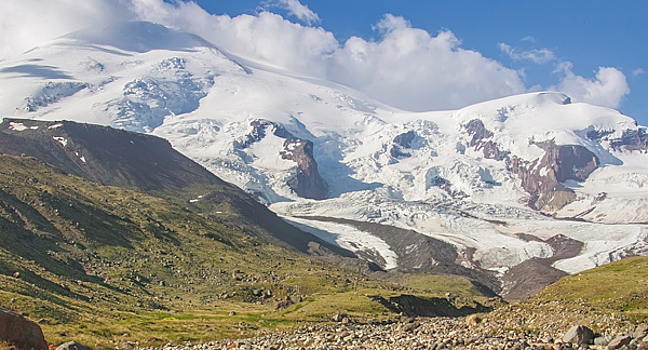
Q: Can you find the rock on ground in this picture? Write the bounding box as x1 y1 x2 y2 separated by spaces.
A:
0 307 47 350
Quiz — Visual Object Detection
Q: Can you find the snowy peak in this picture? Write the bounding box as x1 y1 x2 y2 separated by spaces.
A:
0 21 250 133
446 91 647 211
453 91 639 151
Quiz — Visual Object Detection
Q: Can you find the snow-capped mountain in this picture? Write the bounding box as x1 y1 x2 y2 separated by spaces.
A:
1 21 647 296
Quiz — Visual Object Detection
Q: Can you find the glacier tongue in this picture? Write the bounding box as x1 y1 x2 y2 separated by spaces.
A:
284 216 400 270
1 21 648 293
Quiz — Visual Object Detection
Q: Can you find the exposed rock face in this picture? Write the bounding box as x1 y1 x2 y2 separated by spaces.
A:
426 174 468 199
240 119 327 200
587 125 648 153
466 119 493 142
0 307 47 350
281 138 328 200
465 119 509 161
390 131 417 158
610 128 648 152
239 119 291 148
586 128 616 141
538 141 600 183
508 140 599 211
464 119 600 211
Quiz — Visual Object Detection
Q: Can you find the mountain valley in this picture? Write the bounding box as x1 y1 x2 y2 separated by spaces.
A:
0 19 647 349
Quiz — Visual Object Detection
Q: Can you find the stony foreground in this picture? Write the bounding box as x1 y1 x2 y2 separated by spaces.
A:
140 317 648 350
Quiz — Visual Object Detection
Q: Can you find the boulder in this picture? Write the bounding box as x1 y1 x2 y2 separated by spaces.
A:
562 325 595 346
274 297 294 311
635 323 648 340
54 342 90 350
607 335 631 350
465 314 482 326
594 336 613 346
0 307 47 350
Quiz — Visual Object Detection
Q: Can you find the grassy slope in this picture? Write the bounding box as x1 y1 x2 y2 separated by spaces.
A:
0 155 485 348
534 255 648 321
487 256 648 336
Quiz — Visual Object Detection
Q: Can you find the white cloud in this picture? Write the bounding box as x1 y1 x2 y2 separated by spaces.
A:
260 0 320 25
552 62 630 109
499 42 555 64
0 0 127 59
633 68 645 77
156 9 337 77
327 15 526 110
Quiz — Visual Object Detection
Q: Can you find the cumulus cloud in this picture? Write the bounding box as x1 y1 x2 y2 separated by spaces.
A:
125 2 336 76
498 42 555 64
552 62 630 109
0 0 631 112
0 0 127 59
328 15 526 110
260 0 320 25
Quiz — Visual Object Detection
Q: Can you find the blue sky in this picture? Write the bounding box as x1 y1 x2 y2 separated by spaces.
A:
197 0 648 125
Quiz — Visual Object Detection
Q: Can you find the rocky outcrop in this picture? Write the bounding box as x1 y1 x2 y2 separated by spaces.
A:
586 128 616 141
238 119 291 148
465 119 509 161
587 125 648 153
541 141 600 182
281 138 327 200
464 118 600 211
239 119 327 199
427 174 468 199
390 131 417 158
610 128 648 152
0 307 47 350
507 140 599 211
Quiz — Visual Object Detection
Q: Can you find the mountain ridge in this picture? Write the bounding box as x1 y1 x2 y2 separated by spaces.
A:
0 148 498 347
0 118 361 260
1 21 647 298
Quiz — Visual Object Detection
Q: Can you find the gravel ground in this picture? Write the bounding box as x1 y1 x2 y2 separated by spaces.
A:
138 316 648 350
